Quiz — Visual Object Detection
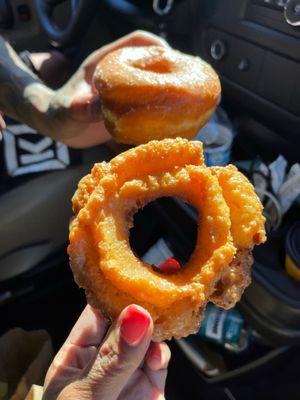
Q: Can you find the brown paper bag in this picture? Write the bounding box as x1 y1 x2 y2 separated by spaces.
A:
0 328 52 400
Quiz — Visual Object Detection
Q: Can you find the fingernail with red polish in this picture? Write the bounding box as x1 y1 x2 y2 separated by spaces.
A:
147 344 163 370
120 305 151 346
158 258 181 273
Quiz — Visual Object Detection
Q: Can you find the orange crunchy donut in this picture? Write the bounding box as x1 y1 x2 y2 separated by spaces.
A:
209 165 266 308
69 139 266 341
93 46 220 145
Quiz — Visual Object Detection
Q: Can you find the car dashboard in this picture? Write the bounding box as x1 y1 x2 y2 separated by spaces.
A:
196 0 300 156
101 0 300 160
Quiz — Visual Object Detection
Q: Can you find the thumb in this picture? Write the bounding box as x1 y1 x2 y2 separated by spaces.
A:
80 304 153 400
82 30 170 83
70 94 103 122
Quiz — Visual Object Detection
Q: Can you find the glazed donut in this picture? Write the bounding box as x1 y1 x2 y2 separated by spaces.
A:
93 46 220 145
69 139 266 341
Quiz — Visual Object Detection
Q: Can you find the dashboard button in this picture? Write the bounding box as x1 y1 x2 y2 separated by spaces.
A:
238 58 250 71
276 0 289 8
210 39 227 61
284 0 300 26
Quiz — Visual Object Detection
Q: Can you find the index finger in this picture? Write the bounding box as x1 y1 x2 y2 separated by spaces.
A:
104 30 170 50
45 305 109 385
64 304 109 348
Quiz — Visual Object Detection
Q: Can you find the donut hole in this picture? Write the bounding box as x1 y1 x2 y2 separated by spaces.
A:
129 197 198 272
132 58 173 74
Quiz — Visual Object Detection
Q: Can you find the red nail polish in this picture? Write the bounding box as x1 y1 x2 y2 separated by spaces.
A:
158 258 181 273
149 344 162 361
120 305 151 346
147 344 163 371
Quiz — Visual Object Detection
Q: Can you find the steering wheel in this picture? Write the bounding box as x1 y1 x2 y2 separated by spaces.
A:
34 0 96 47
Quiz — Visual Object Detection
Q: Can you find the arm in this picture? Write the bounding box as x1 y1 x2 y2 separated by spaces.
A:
0 31 168 148
0 36 56 136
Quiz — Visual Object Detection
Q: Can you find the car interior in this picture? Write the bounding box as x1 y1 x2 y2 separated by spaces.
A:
0 0 300 399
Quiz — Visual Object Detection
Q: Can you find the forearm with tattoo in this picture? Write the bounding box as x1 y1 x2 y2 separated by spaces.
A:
0 36 63 138
0 32 162 146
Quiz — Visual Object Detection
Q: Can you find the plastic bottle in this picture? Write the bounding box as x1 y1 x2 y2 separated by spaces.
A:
198 303 250 352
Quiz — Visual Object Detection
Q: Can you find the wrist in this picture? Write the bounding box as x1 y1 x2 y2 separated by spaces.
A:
19 50 38 75
23 82 54 114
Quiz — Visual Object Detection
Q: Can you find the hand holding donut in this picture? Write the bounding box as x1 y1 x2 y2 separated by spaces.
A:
49 30 220 147
43 304 170 400
48 31 169 148
69 139 266 341
94 45 220 144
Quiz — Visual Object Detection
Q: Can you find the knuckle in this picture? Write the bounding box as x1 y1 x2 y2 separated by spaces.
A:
51 357 64 373
88 341 131 382
100 345 119 368
130 29 144 37
99 342 123 375
129 30 159 43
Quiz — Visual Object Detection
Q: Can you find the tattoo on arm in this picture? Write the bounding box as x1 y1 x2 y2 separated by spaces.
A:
0 36 60 137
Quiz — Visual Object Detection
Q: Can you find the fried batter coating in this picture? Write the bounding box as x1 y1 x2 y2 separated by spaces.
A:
94 46 220 144
211 165 266 248
211 249 253 309
69 139 266 341
209 166 266 308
